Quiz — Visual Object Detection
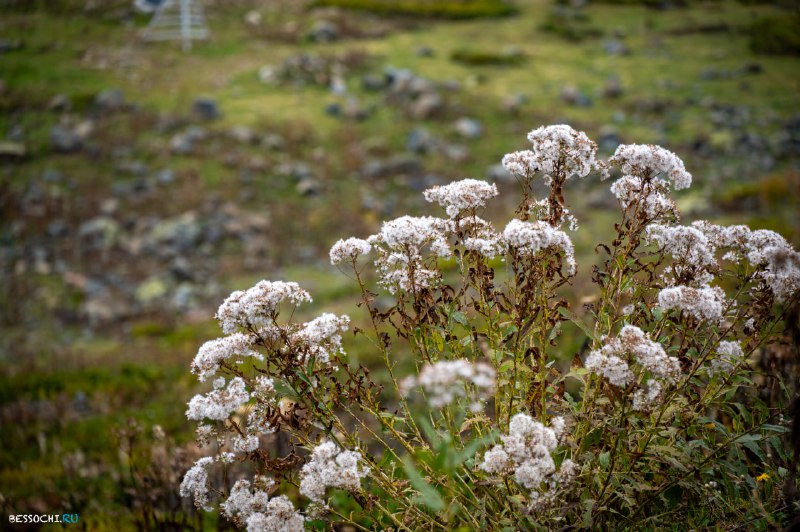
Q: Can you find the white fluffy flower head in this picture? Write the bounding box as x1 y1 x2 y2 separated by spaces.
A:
423 178 499 218
503 219 576 276
300 441 368 503
330 237 371 265
610 144 692 190
216 281 312 334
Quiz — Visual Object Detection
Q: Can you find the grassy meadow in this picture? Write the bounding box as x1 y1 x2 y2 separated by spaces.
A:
0 0 798 528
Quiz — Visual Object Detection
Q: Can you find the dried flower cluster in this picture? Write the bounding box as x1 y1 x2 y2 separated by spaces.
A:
299 441 368 503
480 414 574 495
609 144 692 190
423 178 499 218
180 124 799 531
502 219 576 275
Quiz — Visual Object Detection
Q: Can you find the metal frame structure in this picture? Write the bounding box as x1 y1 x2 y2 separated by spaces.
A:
141 0 209 52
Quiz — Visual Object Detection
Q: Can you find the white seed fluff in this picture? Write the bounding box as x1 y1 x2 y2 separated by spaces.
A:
502 219 576 275
610 144 692 190
329 237 372 265
423 178 499 218
299 441 368 503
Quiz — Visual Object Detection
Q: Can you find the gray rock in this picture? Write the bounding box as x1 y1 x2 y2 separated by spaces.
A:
441 144 469 162
409 92 444 119
84 290 132 325
192 97 221 121
502 93 527 115
50 125 82 153
42 169 63 183
308 20 339 43
116 160 149 177
170 125 207 154
453 117 482 139
79 217 121 249
362 74 387 92
361 155 423 180
603 39 629 56
148 212 202 251
560 85 593 107
416 46 435 58
407 127 437 154
48 94 71 112
325 102 342 117
154 168 175 185
94 89 125 112
0 39 23 54
343 98 370 120
262 133 285 150
170 256 194 281
296 177 321 196
603 76 624 99
135 276 170 304
229 125 258 145
47 219 69 238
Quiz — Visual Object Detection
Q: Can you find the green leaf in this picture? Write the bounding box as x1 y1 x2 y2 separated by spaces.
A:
451 310 469 328
402 457 444 512
599 451 610 469
557 307 595 341
761 424 789 433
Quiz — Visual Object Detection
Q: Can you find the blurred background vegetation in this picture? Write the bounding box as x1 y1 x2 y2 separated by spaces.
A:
0 0 798 528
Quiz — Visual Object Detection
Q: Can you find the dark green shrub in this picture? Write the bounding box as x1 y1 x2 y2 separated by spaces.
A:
450 47 526 66
749 16 800 55
540 8 603 41
311 0 517 19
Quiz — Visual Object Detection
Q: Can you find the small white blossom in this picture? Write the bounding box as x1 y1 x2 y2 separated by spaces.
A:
290 313 350 365
658 285 726 323
368 216 450 293
246 495 304 532
221 477 274 524
586 326 680 385
187 377 250 421
646 224 717 283
502 150 538 179
610 175 677 220
502 219 576 275
480 414 572 494
585 350 633 387
618 325 681 383
329 237 371 265
216 281 312 334
709 340 745 376
191 333 262 382
525 124 602 181
610 144 692 190
480 445 511 473
693 222 800 301
299 441 368 503
423 178 499 218
633 379 663 412
180 457 214 511
233 434 260 453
